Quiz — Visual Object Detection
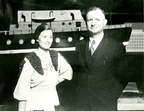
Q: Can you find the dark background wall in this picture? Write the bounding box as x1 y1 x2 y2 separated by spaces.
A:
0 0 143 30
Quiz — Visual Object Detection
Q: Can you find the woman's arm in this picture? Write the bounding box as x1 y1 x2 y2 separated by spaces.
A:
18 101 26 111
57 53 73 83
13 58 32 111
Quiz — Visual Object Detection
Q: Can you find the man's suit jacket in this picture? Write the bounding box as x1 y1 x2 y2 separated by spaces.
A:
75 34 129 111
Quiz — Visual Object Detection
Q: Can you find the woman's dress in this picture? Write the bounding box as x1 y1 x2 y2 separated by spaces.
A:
13 50 72 111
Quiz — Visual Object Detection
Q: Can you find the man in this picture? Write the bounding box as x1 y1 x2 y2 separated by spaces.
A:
75 6 129 111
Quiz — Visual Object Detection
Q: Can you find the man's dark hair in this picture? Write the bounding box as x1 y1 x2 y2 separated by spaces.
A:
83 6 106 21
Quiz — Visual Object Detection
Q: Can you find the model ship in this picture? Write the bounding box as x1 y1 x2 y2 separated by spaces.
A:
0 10 132 54
0 10 144 110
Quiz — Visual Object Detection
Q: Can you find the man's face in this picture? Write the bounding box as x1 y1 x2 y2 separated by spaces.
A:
86 9 107 35
37 30 53 50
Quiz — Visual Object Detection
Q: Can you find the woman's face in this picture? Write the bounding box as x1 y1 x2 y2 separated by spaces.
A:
37 30 53 50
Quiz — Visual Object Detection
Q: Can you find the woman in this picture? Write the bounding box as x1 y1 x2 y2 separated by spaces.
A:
13 23 73 111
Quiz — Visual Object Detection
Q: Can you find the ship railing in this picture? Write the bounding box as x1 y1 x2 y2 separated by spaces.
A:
0 23 132 35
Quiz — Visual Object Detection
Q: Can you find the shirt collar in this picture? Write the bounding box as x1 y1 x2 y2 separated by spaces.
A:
89 34 104 45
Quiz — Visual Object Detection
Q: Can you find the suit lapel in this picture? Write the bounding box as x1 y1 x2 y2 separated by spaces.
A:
80 38 90 69
91 35 109 67
79 35 109 69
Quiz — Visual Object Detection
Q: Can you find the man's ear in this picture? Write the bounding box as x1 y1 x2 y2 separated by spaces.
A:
104 19 107 26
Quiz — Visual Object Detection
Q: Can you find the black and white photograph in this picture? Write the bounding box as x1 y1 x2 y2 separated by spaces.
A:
0 0 143 111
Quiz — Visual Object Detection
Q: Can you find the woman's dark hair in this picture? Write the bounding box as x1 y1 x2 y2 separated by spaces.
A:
34 23 52 40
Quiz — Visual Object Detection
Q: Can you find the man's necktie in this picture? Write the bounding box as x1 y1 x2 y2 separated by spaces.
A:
90 40 95 55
